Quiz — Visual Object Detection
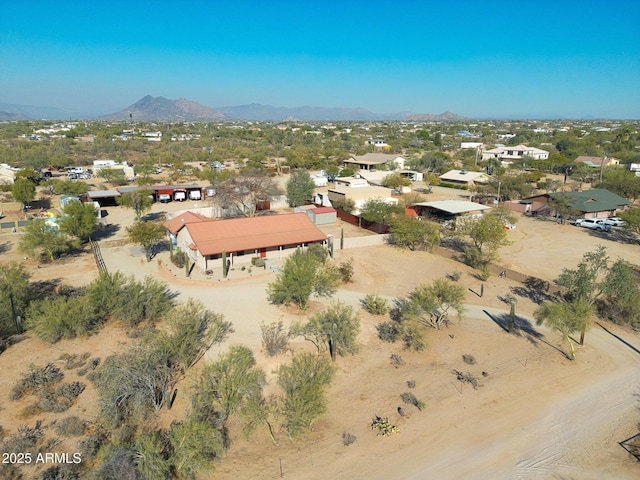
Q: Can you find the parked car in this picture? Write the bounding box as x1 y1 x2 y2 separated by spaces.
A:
575 218 611 231
603 217 625 227
158 193 172 203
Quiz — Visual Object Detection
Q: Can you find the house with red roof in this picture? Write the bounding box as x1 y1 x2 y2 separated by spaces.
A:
163 212 328 272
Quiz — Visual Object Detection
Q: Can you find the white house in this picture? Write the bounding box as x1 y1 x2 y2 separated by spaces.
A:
334 176 369 188
312 174 328 187
93 160 135 180
482 145 549 162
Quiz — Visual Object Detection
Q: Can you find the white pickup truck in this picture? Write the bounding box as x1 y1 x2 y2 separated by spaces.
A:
575 218 611 232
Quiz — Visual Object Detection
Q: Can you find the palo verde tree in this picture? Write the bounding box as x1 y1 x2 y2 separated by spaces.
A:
359 198 402 224
11 178 36 207
455 212 511 268
0 262 32 337
267 247 341 310
193 345 266 425
126 221 166 261
555 245 608 344
388 215 441 251
217 169 282 217
286 169 316 207
534 298 592 361
18 218 74 261
618 207 640 237
276 352 335 438
402 279 467 330
599 258 640 329
117 189 154 221
291 301 360 361
58 200 99 242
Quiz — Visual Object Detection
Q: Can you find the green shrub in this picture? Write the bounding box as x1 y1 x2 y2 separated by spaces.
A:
361 293 389 315
376 321 400 343
338 258 354 283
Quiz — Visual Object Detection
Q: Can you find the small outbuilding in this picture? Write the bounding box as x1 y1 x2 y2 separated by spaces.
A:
306 206 337 225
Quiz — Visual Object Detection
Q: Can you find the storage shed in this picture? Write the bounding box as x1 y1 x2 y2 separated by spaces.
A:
306 206 337 225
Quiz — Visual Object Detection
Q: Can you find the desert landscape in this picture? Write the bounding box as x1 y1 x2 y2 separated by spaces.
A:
1 186 639 480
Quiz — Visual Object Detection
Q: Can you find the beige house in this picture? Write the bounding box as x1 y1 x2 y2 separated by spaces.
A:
344 153 406 171
328 186 398 215
439 169 489 187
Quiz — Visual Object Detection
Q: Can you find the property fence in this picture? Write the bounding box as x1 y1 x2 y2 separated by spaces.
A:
89 238 108 274
336 210 390 234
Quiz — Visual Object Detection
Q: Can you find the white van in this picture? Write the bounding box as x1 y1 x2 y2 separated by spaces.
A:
174 191 187 202
188 190 202 200
158 193 171 203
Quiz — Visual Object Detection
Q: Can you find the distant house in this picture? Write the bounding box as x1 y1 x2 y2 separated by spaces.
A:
573 156 620 168
164 212 328 273
327 186 398 215
439 169 489 187
523 188 631 219
481 145 549 162
334 176 369 188
460 142 484 149
344 153 406 171
93 159 135 180
407 200 492 220
365 138 390 150
0 164 20 184
628 163 640 177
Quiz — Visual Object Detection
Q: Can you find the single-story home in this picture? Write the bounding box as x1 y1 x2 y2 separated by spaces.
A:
523 188 631 219
407 200 492 220
344 153 406 171
573 156 620 168
164 212 328 272
439 169 489 187
327 186 398 215
334 176 369 188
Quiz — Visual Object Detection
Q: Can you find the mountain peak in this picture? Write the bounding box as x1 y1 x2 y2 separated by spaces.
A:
100 95 227 121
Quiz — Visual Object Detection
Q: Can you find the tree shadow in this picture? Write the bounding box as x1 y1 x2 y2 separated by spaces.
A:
91 223 121 241
510 276 558 305
0 242 12 254
142 211 167 222
31 278 63 297
587 227 639 245
596 321 640 356
483 309 570 358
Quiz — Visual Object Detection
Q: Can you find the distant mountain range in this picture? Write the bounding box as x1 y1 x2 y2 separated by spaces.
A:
0 96 468 122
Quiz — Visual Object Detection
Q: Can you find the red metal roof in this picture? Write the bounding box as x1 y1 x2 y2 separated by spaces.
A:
163 211 214 235
185 213 327 256
311 207 337 214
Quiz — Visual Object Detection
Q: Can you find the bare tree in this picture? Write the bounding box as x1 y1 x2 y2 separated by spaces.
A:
216 169 282 217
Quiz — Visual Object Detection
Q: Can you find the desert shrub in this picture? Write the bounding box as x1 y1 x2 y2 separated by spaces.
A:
95 446 138 480
26 294 104 343
448 270 463 281
170 250 187 269
338 258 354 283
10 363 64 400
260 320 289 356
0 421 45 454
35 464 82 480
342 432 357 446
361 293 389 315
453 370 479 389
462 354 476 365
371 416 399 436
400 392 425 411
78 431 108 460
407 379 416 388
38 382 86 413
376 321 400 343
61 352 91 370
390 354 404 367
54 416 86 437
477 266 491 281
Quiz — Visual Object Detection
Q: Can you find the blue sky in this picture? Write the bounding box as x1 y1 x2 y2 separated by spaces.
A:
2 0 639 118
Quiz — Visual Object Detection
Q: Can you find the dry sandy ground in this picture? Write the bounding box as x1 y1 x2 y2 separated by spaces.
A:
0 195 639 479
